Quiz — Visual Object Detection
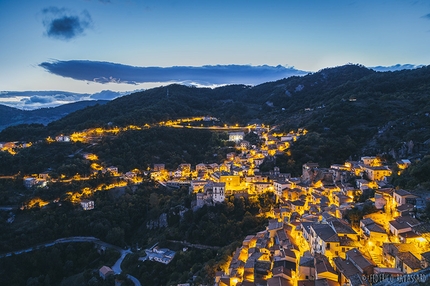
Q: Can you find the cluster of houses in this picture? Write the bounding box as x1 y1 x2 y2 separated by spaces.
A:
0 141 32 155
5 120 430 285
145 127 430 285
215 194 429 286
210 155 430 285
23 172 50 189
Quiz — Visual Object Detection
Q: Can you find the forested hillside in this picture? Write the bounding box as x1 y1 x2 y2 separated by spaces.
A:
1 64 430 171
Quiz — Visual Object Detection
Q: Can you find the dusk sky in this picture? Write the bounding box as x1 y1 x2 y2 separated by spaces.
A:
1 0 430 109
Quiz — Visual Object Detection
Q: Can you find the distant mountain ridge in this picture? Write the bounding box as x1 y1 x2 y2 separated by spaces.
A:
0 100 108 131
1 64 429 162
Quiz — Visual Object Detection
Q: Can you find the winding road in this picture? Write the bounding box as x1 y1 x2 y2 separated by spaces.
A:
0 236 141 286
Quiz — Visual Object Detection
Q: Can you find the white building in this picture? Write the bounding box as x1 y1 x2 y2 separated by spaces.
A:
24 177 37 188
204 181 226 203
229 131 245 143
80 200 94 210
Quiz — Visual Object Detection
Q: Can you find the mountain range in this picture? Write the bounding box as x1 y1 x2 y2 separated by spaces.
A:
1 64 429 162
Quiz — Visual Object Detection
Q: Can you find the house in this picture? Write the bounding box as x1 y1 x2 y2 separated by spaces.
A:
290 200 306 215
253 182 272 194
398 230 422 244
345 248 375 276
392 189 419 207
382 243 417 268
24 177 37 188
55 135 71 142
361 156 380 166
253 157 264 167
374 193 388 210
298 256 315 280
333 193 352 206
273 180 289 198
144 247 176 264
204 181 226 203
395 203 415 217
195 163 207 172
333 257 370 286
360 218 387 247
239 140 250 150
229 131 245 143
153 164 165 171
272 265 293 281
361 165 392 181
420 251 430 268
328 218 358 241
189 180 208 193
80 200 94 210
308 224 339 259
195 181 226 208
267 219 283 238
106 166 119 176
395 251 421 274
99 266 114 279
389 215 420 238
243 235 257 248
356 179 372 191
302 163 319 183
38 172 50 180
314 254 338 281
396 159 411 171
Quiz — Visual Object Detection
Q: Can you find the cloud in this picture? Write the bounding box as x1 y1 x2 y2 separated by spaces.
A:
422 13 430 20
39 60 308 86
21 96 55 104
89 90 126 100
42 7 92 40
369 64 424 72
0 90 134 110
16 91 89 107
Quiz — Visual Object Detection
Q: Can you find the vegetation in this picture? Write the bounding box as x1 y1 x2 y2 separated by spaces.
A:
92 127 232 171
391 155 430 190
1 64 430 284
2 64 429 167
0 242 120 286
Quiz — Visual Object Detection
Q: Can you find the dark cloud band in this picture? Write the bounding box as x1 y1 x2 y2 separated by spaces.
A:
42 7 92 40
39 60 308 85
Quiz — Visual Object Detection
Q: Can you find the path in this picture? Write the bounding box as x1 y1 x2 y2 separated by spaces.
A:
0 236 141 286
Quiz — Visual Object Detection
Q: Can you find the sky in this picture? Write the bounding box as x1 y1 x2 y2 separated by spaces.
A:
1 0 430 109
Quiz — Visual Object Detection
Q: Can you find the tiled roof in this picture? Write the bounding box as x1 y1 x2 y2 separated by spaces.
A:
396 251 421 270
311 224 339 242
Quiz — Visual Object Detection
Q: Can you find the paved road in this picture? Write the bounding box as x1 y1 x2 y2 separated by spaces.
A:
0 236 141 286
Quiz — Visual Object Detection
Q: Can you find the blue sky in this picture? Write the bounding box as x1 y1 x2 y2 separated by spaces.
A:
1 0 430 109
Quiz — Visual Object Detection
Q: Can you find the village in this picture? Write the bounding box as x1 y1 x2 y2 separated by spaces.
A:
2 118 430 286
147 127 430 285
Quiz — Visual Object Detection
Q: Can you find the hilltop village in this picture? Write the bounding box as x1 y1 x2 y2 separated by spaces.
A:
1 118 430 286
149 129 430 286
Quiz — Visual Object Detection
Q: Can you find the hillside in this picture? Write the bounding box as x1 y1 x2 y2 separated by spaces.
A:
1 64 430 165
0 100 109 131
